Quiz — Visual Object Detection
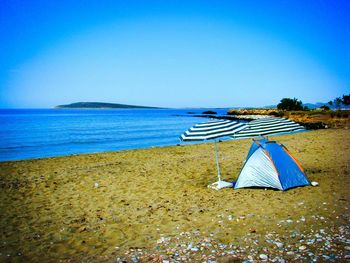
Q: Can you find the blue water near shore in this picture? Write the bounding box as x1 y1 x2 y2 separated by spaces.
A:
0 108 230 162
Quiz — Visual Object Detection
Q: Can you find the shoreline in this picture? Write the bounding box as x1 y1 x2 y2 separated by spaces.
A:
0 129 349 262
0 130 312 164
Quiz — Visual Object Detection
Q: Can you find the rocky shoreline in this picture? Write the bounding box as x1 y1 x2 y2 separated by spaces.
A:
189 109 350 130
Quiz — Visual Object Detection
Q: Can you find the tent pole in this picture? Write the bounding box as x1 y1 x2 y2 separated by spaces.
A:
214 140 221 182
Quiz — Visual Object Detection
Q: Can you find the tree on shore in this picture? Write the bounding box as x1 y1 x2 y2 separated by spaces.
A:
277 98 304 111
328 94 349 110
320 105 330 110
335 97 342 110
343 94 350 106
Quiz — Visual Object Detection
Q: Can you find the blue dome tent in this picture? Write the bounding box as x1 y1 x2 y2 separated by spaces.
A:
235 138 311 191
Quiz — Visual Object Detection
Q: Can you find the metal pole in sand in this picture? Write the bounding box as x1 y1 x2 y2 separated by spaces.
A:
214 140 221 182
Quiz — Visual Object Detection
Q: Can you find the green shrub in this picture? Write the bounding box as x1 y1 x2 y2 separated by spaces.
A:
277 98 304 111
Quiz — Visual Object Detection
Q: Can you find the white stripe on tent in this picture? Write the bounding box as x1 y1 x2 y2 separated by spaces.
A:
234 147 283 190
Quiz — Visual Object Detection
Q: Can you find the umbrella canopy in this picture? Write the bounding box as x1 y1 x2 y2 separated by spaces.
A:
231 117 305 139
180 119 246 190
180 119 246 142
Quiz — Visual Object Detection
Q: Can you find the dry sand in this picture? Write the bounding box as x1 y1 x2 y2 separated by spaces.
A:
0 129 349 262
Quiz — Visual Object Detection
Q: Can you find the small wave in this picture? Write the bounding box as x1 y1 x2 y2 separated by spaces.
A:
0 137 118 150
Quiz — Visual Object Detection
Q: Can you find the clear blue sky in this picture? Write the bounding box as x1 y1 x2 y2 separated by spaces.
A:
0 0 349 108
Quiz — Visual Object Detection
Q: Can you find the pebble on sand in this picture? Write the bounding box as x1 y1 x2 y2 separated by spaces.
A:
299 245 307 250
259 254 268 260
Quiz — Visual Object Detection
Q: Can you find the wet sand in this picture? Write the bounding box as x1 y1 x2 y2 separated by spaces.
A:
0 129 349 262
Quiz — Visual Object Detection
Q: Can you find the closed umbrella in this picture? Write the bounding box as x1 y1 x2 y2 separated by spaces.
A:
180 119 246 190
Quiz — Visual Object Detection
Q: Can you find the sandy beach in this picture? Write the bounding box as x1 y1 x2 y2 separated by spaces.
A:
0 128 349 262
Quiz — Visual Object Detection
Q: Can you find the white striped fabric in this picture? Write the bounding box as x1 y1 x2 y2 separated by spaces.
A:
180 119 246 141
234 147 283 190
232 117 305 139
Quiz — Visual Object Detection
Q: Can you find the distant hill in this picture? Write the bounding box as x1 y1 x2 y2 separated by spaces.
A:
303 102 329 109
55 102 159 109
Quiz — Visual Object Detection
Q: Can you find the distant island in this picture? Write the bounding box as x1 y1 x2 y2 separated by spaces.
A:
55 102 160 109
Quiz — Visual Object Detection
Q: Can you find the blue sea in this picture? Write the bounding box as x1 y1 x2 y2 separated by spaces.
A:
0 108 230 162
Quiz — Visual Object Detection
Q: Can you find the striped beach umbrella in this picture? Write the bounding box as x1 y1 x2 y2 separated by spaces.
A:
232 117 305 139
180 119 246 190
180 119 246 141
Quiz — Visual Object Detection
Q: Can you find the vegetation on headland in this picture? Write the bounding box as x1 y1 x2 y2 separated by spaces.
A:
277 98 305 111
55 102 159 109
328 94 350 110
276 94 350 111
228 94 350 128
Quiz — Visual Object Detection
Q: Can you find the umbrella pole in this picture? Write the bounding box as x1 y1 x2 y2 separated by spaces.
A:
208 141 233 190
214 140 221 182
